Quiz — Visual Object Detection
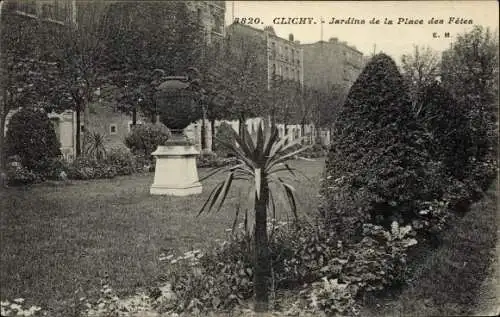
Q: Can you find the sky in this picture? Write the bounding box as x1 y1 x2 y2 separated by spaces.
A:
225 1 499 61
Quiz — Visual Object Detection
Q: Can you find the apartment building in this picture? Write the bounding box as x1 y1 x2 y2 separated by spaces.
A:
226 23 304 89
301 37 364 94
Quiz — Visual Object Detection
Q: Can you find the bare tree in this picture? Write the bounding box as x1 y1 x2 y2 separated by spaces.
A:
400 45 441 116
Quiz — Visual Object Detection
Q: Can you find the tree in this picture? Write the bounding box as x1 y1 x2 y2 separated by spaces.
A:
324 53 431 234
0 4 63 170
199 124 310 312
400 45 441 114
419 81 471 179
441 26 499 161
101 1 206 124
37 1 113 157
218 27 269 136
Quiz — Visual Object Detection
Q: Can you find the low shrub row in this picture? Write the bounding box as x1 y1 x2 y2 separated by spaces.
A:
5 148 143 185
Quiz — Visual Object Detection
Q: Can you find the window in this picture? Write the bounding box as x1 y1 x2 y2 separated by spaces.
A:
80 125 85 133
110 124 117 135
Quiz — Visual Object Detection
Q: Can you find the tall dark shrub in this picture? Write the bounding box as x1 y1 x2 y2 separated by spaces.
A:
5 108 61 172
419 82 471 179
322 53 432 235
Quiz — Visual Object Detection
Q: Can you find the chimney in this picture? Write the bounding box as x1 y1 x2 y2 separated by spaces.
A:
329 37 338 43
289 33 294 42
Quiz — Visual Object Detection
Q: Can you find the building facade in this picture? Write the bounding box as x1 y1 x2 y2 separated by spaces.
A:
226 23 304 90
301 38 364 94
186 1 226 44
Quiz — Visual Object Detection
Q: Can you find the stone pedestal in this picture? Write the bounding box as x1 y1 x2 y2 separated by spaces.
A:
150 141 202 196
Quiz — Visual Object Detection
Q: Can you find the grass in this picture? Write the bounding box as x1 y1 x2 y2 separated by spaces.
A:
0 159 325 317
362 179 498 317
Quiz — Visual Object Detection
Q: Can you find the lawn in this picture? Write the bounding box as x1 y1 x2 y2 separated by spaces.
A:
0 159 325 316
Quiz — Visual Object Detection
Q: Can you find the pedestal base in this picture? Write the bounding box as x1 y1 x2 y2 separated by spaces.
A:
150 144 202 196
150 183 202 196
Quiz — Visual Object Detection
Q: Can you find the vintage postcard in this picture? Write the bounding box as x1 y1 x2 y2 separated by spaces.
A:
1 1 498 316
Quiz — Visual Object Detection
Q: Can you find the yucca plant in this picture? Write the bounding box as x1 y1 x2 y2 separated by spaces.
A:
85 131 107 160
198 123 311 312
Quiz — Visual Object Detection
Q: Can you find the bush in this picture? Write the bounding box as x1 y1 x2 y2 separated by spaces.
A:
419 82 471 179
323 53 434 232
5 164 41 186
125 124 170 164
213 122 236 158
105 148 138 176
155 218 418 316
5 108 61 173
300 143 328 158
66 157 117 180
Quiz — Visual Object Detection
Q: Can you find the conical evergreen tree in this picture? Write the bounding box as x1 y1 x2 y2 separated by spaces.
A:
322 53 432 234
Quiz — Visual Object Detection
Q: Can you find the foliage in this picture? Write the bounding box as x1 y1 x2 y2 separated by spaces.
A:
102 1 206 122
124 124 170 161
324 53 433 231
5 163 41 186
209 25 269 126
196 150 236 169
5 108 61 173
400 45 441 111
105 148 138 176
418 82 471 179
300 144 328 158
85 131 107 160
37 2 114 157
0 298 43 317
441 26 499 162
198 123 311 312
213 122 237 158
66 157 117 180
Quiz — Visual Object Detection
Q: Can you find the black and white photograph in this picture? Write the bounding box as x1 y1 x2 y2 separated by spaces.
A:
0 1 498 316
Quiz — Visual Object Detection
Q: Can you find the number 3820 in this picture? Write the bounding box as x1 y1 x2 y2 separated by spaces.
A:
233 17 262 25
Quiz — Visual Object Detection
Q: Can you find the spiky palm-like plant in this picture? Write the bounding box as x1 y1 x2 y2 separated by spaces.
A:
85 131 107 160
198 123 311 312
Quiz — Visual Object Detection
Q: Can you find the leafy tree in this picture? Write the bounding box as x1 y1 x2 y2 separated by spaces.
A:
419 81 471 179
400 45 441 113
199 124 310 312
218 26 269 135
5 108 61 172
37 1 113 157
324 53 431 233
441 26 499 161
102 1 206 124
0 5 63 170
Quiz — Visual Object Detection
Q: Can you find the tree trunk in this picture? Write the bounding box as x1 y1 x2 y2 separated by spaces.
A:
254 172 270 313
132 107 137 126
83 102 89 153
239 116 245 138
301 119 306 145
210 119 215 151
75 105 82 157
0 111 5 171
201 116 206 150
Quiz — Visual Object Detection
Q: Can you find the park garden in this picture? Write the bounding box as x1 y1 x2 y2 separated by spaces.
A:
0 1 499 316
